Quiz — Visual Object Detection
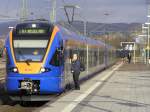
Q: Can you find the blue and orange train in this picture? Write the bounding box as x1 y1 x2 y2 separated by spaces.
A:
4 20 116 101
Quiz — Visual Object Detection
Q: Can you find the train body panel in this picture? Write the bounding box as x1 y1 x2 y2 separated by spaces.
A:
6 74 63 94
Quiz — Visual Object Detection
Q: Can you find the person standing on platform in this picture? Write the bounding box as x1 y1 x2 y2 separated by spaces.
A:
121 50 126 63
71 53 84 90
127 52 132 64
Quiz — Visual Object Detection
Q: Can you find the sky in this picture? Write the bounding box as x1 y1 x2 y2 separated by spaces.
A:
0 0 148 23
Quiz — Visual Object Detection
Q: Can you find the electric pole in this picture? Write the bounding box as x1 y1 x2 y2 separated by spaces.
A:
63 5 80 24
20 0 28 21
50 0 56 23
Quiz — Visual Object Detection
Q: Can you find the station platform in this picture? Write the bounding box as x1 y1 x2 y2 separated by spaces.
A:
36 62 150 112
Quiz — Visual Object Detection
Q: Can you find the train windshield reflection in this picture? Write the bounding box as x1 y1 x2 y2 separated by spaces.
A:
13 38 49 62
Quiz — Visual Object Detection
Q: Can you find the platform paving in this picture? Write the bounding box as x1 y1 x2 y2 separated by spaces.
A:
36 62 150 112
72 63 150 112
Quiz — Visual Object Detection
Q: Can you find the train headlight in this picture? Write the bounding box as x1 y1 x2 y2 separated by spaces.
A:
40 67 51 73
9 67 18 73
13 68 18 72
40 68 46 73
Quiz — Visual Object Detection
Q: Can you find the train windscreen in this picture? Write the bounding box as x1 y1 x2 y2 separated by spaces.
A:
12 23 53 62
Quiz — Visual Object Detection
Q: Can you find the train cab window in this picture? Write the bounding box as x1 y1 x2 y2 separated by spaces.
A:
50 48 64 66
12 22 54 62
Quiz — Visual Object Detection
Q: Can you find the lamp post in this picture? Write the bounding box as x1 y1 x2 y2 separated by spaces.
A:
145 22 150 64
62 5 80 24
61 5 89 74
50 0 56 23
75 13 89 74
104 14 110 67
138 34 147 64
21 0 28 21
141 24 148 64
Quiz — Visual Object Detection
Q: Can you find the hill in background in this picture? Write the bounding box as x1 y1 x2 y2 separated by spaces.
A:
59 21 141 36
0 20 141 39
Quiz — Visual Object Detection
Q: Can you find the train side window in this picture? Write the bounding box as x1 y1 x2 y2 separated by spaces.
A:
50 48 63 66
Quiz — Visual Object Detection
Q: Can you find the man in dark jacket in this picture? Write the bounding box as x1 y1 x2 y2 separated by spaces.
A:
71 53 84 90
127 52 132 64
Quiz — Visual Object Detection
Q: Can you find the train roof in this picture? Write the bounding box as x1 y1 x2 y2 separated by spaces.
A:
57 25 106 46
15 20 53 29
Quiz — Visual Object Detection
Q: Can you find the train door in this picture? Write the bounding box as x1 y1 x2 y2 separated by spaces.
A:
58 40 65 89
63 47 73 89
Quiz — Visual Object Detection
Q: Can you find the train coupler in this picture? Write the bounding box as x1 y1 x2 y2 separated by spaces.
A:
19 79 40 95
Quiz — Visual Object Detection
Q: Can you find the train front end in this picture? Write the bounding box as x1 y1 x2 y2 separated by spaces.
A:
5 21 64 100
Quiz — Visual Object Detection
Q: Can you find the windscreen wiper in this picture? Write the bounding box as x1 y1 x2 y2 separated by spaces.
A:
25 59 32 66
